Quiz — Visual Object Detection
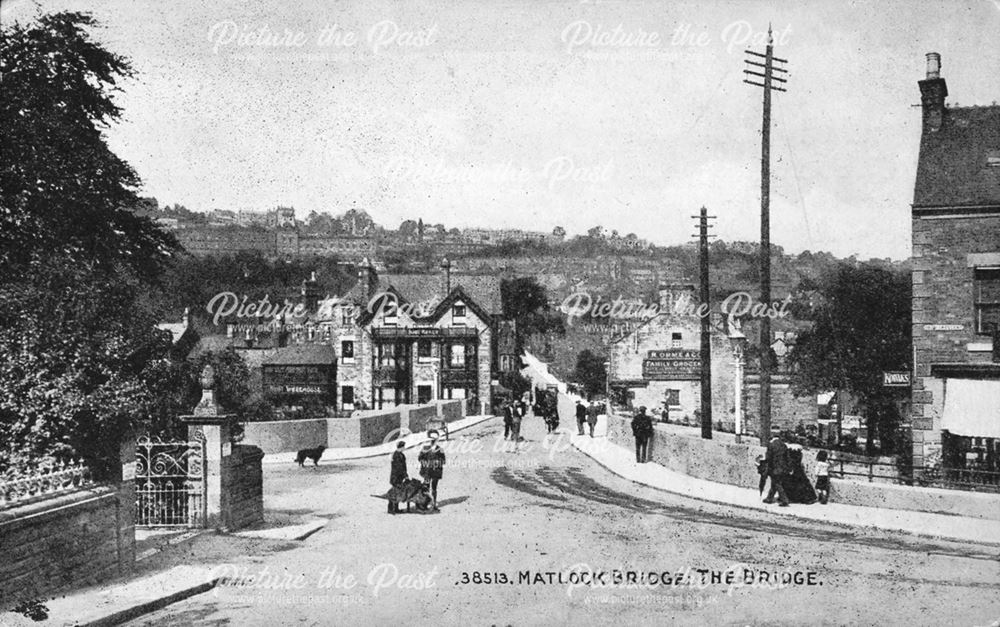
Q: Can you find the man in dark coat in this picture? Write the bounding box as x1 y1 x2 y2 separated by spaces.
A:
501 399 513 440
575 400 587 436
631 406 653 463
418 430 446 510
388 441 408 514
763 429 790 507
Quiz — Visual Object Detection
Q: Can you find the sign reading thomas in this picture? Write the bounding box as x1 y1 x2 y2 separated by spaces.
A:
643 349 700 380
882 371 912 387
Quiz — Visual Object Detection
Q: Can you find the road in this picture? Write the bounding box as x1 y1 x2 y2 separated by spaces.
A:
126 416 1000 626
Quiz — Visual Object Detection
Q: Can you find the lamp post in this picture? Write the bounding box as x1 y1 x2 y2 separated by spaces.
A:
730 326 748 444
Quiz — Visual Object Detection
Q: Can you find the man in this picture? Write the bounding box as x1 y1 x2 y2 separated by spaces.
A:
418 430 446 510
509 396 526 452
575 400 587 436
501 399 513 440
631 406 653 463
586 401 600 437
763 428 791 507
388 441 408 514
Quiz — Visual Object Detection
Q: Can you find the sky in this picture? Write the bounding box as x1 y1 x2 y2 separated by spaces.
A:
4 0 1000 259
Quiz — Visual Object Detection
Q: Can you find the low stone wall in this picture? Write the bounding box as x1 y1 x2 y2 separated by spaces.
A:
224 445 265 530
466 397 480 416
606 413 1000 521
439 399 464 423
327 417 361 448
242 419 327 454
0 485 135 610
359 411 402 447
408 406 438 434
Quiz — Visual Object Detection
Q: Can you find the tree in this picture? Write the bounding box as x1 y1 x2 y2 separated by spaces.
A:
787 263 911 454
1 11 178 281
0 12 181 476
573 350 607 399
552 226 566 239
500 277 565 354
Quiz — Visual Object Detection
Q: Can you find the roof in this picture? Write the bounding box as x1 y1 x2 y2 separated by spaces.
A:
913 105 1000 210
343 272 502 316
261 344 337 366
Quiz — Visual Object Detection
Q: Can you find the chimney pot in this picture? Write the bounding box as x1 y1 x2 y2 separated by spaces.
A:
925 52 941 79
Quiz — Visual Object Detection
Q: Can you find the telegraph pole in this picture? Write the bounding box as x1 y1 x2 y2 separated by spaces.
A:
692 207 716 439
744 25 788 444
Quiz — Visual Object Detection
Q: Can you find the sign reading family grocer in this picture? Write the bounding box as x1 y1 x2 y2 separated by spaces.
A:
643 349 701 380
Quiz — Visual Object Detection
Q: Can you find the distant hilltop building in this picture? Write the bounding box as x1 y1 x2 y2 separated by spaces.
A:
176 227 375 259
460 227 564 246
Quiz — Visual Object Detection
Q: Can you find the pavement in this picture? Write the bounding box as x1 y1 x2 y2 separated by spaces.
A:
261 412 496 465
568 414 1000 546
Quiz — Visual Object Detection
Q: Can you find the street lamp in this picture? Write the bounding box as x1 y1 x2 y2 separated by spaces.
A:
729 325 748 444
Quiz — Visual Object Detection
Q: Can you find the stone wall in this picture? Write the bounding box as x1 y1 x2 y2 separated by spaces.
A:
0 485 135 610
911 214 1000 465
408 406 438 434
242 419 327 454
359 411 402 447
744 379 817 433
606 413 999 520
439 399 464 423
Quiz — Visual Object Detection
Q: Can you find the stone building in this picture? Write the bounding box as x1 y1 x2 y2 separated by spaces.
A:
909 53 1000 470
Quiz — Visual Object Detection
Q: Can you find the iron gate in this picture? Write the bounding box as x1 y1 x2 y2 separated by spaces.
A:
135 433 206 527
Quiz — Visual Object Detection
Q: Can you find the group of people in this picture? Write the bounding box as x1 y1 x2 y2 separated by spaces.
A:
499 394 530 451
575 400 601 437
387 430 446 514
757 429 831 506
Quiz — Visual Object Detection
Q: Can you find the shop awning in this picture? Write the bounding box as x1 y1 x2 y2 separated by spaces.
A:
941 378 1000 438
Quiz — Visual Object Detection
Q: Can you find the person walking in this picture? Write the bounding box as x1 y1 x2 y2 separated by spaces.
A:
501 399 513 440
388 441 408 514
575 400 587 436
509 396 526 452
763 428 791 507
418 430 446 511
815 450 831 504
631 406 653 463
586 401 600 437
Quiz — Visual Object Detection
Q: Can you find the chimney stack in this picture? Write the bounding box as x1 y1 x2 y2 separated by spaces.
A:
301 271 320 312
440 257 452 296
918 52 948 133
358 257 378 301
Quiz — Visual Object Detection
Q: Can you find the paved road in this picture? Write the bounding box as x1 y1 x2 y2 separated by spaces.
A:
126 416 1000 626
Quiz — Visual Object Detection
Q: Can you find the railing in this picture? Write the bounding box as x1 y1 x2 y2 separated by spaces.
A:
0 460 94 509
135 435 206 527
830 458 1000 493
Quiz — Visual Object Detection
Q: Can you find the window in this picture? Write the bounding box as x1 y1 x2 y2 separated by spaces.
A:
341 340 355 363
671 332 682 349
975 268 1000 335
417 339 432 360
341 386 354 410
445 387 467 399
453 304 467 325
377 343 396 367
340 307 353 325
449 343 465 367
664 389 680 407
417 385 433 404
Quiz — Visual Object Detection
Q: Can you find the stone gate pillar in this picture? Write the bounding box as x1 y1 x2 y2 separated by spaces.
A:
181 365 235 529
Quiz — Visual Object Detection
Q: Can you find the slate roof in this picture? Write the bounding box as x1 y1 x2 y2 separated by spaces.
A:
913 105 1000 209
342 272 502 316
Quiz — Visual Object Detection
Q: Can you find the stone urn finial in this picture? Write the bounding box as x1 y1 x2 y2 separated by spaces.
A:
200 365 215 391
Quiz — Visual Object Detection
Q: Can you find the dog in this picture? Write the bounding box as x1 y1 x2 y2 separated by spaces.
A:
295 445 326 467
373 478 432 513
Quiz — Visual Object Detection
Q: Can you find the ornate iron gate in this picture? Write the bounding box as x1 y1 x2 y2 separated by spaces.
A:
135 433 206 527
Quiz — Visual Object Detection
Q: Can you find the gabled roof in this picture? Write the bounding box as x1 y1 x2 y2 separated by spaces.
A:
913 105 1000 210
343 272 502 317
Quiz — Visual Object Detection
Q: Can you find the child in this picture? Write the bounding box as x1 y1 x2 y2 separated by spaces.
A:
815 450 831 504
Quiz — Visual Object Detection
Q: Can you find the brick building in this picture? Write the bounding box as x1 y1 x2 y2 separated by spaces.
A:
910 53 1000 471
